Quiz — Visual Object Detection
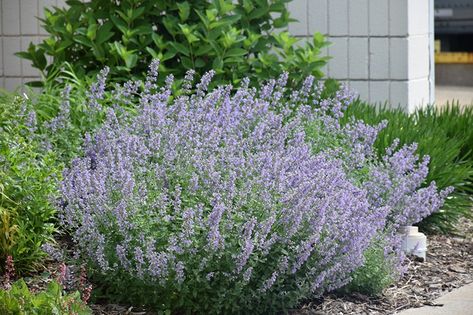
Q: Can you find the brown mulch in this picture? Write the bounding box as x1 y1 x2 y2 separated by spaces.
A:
295 221 473 315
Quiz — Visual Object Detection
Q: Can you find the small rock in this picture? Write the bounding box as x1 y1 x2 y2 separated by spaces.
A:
428 283 442 289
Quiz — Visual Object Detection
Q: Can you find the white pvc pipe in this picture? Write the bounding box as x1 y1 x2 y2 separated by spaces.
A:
401 226 428 261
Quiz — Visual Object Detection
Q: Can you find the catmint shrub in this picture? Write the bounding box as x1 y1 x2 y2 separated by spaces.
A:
60 63 383 314
303 87 453 295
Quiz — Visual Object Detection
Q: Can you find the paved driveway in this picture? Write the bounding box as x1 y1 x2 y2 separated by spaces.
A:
396 282 473 315
436 85 473 107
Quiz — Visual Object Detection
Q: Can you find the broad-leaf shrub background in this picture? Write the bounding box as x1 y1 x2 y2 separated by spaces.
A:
59 63 450 313
17 0 328 87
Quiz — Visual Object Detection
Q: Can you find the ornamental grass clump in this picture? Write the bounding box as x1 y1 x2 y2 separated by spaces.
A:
60 62 385 313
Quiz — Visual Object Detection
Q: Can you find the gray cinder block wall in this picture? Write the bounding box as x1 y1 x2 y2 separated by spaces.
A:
0 0 68 91
1 0 434 111
289 0 435 112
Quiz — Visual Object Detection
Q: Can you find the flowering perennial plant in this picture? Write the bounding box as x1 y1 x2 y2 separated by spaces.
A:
303 83 453 282
60 62 451 313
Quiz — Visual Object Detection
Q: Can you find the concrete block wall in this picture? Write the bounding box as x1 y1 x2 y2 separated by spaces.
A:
1 0 435 111
288 0 435 112
0 0 67 91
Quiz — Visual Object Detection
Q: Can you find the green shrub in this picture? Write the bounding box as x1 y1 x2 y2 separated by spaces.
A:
0 279 91 315
17 0 328 87
344 236 396 296
342 100 473 233
0 69 115 275
0 67 122 275
24 66 111 164
0 95 60 274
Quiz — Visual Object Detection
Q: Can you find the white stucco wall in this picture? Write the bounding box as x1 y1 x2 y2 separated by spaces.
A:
0 0 434 111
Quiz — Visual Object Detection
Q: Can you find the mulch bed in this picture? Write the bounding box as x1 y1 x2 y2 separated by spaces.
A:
295 221 473 315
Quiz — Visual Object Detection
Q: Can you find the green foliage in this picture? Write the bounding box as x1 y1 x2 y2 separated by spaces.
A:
17 0 328 86
0 95 60 274
0 67 119 275
0 279 91 315
343 100 473 233
344 236 396 296
26 65 110 163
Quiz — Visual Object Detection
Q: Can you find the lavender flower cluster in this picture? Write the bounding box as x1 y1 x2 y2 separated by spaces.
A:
303 84 452 276
59 62 451 313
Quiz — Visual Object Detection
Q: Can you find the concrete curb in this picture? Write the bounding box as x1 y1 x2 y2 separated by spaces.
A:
396 282 473 315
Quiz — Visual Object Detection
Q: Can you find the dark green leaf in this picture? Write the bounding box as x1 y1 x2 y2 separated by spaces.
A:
181 56 193 69
110 14 128 34
224 47 247 58
177 2 190 21
96 22 114 44
212 56 223 69
170 41 190 56
195 45 213 56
